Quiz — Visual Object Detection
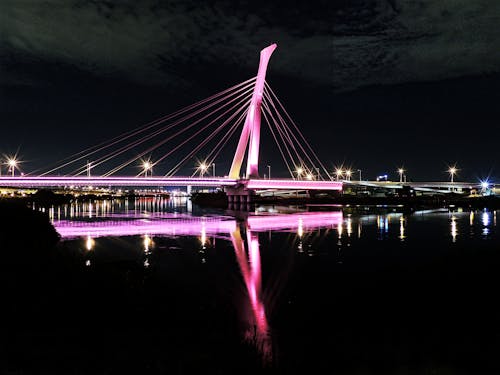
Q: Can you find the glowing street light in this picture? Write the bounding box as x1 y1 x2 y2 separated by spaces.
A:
306 173 313 180
480 180 490 195
345 169 352 181
335 168 343 181
448 166 458 183
296 167 303 179
198 162 208 177
398 168 405 183
142 160 152 177
7 158 18 177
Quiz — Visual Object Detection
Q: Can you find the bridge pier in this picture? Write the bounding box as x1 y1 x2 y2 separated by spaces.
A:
226 181 256 207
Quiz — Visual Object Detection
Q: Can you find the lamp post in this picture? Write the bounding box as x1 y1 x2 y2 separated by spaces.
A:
199 163 208 177
296 167 303 180
212 163 215 177
143 161 152 177
357 169 362 181
448 166 457 183
335 168 343 181
315 167 320 180
7 158 17 177
398 168 404 183
345 169 352 181
267 165 271 180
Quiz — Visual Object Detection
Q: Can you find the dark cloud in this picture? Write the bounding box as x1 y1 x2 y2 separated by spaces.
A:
1 0 499 91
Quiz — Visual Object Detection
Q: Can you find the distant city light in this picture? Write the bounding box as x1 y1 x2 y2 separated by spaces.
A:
448 165 458 183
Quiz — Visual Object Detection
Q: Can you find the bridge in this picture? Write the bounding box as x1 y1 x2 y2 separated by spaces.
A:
344 180 487 193
0 43 343 201
0 43 489 198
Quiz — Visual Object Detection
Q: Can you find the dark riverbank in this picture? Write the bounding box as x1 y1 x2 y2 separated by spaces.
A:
191 191 500 209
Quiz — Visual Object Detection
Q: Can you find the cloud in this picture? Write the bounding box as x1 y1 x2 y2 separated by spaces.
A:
1 0 499 92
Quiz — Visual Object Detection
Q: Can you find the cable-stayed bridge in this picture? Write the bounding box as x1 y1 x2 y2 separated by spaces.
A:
0 43 487 198
0 43 343 201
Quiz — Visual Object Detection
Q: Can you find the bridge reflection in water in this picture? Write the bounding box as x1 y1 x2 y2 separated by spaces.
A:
53 210 343 362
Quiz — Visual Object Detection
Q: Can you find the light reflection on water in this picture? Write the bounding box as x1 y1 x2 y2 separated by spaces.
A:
44 198 499 364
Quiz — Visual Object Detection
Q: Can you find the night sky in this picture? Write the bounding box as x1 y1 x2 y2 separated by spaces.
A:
1 0 499 181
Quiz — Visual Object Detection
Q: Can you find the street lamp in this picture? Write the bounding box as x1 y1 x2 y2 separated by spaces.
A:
87 160 92 177
398 168 405 183
296 167 303 179
306 173 313 180
7 158 17 177
142 161 152 177
357 169 362 181
212 163 216 177
335 168 343 181
267 165 271 180
315 167 320 180
448 166 458 183
199 162 208 177
345 169 352 181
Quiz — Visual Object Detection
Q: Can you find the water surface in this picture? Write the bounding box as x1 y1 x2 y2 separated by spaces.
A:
23 199 500 373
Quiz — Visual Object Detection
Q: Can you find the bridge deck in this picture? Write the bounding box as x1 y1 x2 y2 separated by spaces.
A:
0 176 342 190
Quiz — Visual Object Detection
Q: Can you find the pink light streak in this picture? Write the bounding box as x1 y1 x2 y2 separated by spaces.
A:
53 211 343 238
0 176 342 190
0 176 238 188
246 178 343 191
231 228 271 361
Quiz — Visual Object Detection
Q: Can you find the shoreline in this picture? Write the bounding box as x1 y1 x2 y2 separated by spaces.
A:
191 191 500 209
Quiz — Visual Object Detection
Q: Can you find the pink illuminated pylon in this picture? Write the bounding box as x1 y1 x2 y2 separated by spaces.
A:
229 44 277 179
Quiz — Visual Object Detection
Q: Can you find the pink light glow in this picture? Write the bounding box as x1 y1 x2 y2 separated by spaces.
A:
55 217 238 238
247 178 343 191
0 176 343 191
0 176 238 188
246 44 276 178
229 44 276 179
54 211 343 238
231 228 271 361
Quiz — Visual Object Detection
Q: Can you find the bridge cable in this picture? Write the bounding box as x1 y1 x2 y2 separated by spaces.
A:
264 87 331 180
75 82 256 176
35 77 256 176
163 99 251 177
261 108 295 179
103 87 255 177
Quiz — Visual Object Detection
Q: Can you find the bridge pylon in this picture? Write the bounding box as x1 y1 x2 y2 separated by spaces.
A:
228 43 277 179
